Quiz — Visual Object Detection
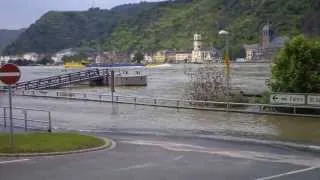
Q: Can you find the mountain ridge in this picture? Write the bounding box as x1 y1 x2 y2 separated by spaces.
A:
0 28 25 54
2 0 319 55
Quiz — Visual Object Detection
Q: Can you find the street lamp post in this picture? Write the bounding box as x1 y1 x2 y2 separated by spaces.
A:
218 30 231 111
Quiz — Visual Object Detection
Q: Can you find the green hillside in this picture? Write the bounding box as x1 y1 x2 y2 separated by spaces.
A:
0 29 25 54
3 0 320 55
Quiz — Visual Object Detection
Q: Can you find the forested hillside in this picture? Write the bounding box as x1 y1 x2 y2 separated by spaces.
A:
0 29 25 54
3 0 319 55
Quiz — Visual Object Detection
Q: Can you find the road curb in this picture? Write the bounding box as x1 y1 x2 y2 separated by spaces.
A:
0 137 116 157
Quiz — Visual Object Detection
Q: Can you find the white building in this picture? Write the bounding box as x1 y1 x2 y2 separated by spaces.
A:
144 54 153 63
51 48 77 63
191 33 203 63
23 52 40 62
191 33 217 63
0 55 22 63
243 44 262 61
0 56 10 64
175 52 191 63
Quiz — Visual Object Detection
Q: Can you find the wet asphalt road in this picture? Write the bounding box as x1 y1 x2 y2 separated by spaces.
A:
1 133 320 180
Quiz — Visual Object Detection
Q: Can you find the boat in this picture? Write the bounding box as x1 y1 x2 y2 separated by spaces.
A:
64 61 89 69
146 63 172 68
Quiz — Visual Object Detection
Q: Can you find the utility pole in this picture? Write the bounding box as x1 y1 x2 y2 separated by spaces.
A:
218 30 231 111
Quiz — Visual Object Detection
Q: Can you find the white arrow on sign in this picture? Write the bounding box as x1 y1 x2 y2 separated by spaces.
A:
0 72 21 77
270 95 280 103
270 94 305 105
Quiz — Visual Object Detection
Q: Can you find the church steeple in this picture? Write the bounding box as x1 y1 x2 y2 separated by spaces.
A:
194 33 202 51
262 22 271 49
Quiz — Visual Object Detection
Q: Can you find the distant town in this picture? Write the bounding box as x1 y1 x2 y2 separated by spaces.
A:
0 24 287 66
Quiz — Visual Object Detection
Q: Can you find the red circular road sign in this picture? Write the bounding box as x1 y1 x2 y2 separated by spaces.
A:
0 63 21 85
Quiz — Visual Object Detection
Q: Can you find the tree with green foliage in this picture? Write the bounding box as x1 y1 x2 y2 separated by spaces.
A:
270 35 320 93
2 0 319 55
230 45 246 60
132 51 144 64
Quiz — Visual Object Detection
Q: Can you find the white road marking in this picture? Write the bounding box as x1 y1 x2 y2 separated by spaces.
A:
173 155 184 161
115 163 157 171
0 72 21 77
0 159 30 165
121 139 320 167
121 140 205 149
256 166 320 180
114 155 184 172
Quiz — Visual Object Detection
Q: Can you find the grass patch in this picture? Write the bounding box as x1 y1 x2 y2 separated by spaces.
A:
0 132 106 154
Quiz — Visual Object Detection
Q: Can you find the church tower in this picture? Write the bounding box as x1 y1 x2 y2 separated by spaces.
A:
262 23 272 49
192 33 203 63
193 33 202 51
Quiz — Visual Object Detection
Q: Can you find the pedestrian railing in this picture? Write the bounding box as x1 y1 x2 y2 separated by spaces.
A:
13 90 320 118
0 106 52 132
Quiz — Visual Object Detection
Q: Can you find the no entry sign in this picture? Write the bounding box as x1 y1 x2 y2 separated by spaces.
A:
0 63 21 147
0 63 21 85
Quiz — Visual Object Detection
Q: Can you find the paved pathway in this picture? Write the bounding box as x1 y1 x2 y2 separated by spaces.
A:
1 133 319 180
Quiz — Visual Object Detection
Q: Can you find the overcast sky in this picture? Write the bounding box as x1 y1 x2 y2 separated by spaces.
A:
0 0 161 29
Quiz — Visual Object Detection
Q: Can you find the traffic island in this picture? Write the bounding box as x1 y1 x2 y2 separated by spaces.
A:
0 132 112 157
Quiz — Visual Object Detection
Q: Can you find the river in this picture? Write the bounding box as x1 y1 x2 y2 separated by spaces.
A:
0 63 319 144
13 63 270 98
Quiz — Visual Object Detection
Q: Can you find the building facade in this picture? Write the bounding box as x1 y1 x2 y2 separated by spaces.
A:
0 56 10 64
152 51 166 64
51 48 77 63
96 52 130 64
191 33 219 63
23 52 40 62
175 52 191 63
244 24 289 61
191 33 204 63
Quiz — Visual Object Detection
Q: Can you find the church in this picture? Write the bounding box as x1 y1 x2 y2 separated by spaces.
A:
243 24 289 61
191 33 219 63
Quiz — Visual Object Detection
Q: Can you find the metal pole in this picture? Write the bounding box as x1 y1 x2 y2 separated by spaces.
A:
24 110 27 132
111 92 114 103
8 86 14 147
225 36 230 111
48 111 52 133
111 70 115 103
3 107 7 128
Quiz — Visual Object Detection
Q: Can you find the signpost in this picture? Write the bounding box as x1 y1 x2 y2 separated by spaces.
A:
110 70 115 103
270 93 320 106
307 95 320 106
0 64 21 147
270 94 305 105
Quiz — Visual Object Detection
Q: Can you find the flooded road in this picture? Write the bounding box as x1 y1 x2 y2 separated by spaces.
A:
0 64 319 144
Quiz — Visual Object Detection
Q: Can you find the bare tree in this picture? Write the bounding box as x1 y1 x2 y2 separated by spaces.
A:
186 66 227 101
185 66 246 105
